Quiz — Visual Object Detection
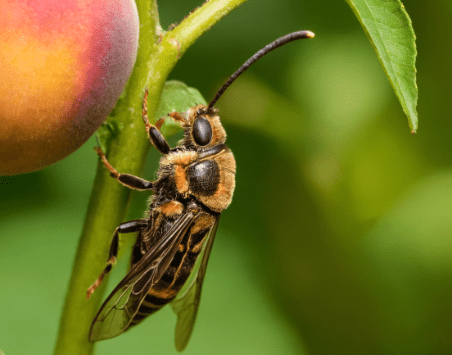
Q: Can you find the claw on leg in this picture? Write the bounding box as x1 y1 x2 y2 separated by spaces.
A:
94 147 119 178
86 256 116 299
168 111 186 124
142 89 152 135
155 117 165 130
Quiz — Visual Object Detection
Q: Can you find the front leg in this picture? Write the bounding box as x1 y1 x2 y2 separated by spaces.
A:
95 147 154 190
142 89 170 155
87 219 149 299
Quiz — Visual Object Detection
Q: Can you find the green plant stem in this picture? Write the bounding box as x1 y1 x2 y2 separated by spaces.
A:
54 0 246 354
144 0 248 118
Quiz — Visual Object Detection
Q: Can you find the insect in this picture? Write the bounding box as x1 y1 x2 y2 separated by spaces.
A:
87 30 314 351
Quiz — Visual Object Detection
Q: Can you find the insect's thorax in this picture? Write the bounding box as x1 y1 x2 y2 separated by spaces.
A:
154 144 236 213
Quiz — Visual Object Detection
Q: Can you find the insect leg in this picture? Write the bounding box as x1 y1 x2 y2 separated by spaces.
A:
142 90 170 155
95 147 154 190
154 108 186 131
168 111 186 124
87 219 149 299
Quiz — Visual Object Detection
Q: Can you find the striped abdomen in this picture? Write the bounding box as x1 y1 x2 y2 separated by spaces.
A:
129 215 212 326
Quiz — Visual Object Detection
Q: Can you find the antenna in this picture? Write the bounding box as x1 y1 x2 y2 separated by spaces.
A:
207 30 315 110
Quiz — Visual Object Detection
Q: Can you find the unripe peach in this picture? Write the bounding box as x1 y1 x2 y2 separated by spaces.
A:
0 0 139 175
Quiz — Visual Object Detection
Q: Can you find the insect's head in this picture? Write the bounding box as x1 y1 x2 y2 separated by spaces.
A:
179 104 227 149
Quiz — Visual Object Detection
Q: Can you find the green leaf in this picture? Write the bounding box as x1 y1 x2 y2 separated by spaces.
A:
155 80 207 137
346 0 418 132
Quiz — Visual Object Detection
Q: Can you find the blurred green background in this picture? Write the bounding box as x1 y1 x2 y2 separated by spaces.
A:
1 0 451 354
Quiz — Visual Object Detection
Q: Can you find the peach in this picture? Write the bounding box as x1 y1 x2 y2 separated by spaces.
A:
0 0 139 175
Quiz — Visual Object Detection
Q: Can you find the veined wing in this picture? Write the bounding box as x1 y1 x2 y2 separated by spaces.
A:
89 211 197 341
171 215 220 352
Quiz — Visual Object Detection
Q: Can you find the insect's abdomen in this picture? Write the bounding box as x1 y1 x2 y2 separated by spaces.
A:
129 216 212 326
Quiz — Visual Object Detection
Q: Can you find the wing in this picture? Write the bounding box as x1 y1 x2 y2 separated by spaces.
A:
89 211 197 342
170 215 221 352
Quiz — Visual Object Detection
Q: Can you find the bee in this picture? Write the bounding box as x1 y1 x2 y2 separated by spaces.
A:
87 30 314 351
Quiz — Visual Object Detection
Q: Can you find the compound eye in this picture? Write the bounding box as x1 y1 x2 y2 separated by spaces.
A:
192 116 213 146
